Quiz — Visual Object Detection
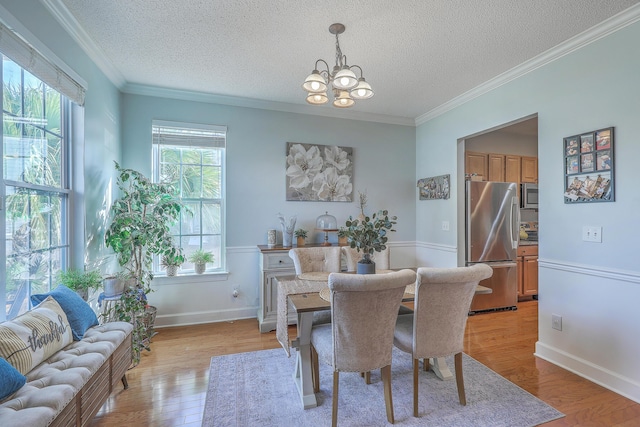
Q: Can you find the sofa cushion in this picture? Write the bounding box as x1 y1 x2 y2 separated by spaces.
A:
0 296 73 375
0 357 26 401
31 284 99 341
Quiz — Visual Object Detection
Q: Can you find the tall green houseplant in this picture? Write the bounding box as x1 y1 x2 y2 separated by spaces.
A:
345 209 397 272
104 162 185 364
105 162 184 291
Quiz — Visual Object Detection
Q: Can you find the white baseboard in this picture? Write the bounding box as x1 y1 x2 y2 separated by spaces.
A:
154 307 258 328
535 341 640 404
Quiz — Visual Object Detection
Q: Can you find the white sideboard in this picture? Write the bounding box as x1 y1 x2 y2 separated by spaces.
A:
257 244 347 333
257 245 297 332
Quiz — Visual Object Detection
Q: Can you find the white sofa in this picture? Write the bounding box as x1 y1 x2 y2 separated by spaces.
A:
0 293 133 427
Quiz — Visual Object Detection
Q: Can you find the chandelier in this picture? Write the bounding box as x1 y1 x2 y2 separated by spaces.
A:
302 23 374 108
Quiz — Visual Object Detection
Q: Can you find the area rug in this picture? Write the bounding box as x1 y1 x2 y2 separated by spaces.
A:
202 348 563 426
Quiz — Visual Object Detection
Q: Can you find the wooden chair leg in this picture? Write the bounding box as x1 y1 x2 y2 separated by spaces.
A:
311 345 319 393
413 358 420 417
423 358 428 371
364 371 371 384
121 375 129 390
332 371 339 427
454 352 466 406
381 365 395 424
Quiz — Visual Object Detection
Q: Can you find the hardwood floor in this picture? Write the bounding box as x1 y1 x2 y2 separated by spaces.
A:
90 300 640 426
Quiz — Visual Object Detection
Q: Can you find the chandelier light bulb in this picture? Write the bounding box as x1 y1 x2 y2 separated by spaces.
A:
311 81 321 91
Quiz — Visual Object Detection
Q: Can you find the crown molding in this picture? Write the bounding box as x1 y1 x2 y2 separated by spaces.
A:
40 0 126 88
122 83 415 126
415 3 640 126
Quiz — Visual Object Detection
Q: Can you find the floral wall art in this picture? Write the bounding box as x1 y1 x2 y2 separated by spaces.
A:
286 142 353 201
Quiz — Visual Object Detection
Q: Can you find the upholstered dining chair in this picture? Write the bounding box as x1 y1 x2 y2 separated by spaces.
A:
289 246 342 274
393 263 493 417
342 246 390 272
289 247 342 326
310 269 416 427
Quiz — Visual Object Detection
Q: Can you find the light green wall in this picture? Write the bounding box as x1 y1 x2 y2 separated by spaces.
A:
0 0 122 271
416 19 640 402
121 94 417 246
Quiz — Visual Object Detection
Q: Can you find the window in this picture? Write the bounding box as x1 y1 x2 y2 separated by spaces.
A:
152 121 226 274
1 56 70 320
1 20 85 321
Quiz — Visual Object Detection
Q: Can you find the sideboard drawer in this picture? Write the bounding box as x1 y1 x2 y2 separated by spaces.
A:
265 253 294 270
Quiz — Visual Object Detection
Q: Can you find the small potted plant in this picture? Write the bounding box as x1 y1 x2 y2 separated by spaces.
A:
294 228 308 246
189 249 214 274
345 209 397 274
337 227 349 245
56 268 103 301
161 252 184 277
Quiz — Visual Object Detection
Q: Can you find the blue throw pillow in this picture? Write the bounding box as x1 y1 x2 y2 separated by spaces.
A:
31 284 99 340
0 357 26 401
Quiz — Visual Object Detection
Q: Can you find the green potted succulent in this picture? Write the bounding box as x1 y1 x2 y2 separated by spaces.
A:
345 209 397 274
104 162 185 365
294 228 308 246
56 268 103 301
189 249 214 274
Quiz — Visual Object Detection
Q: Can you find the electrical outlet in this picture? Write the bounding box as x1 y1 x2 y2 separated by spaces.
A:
582 226 602 242
442 221 450 231
552 314 562 331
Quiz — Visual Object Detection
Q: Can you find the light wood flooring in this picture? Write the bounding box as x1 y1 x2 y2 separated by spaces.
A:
90 300 640 426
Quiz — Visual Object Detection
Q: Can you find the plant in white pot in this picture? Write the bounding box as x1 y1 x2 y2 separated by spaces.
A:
345 209 397 274
189 249 214 274
161 251 184 277
56 268 103 301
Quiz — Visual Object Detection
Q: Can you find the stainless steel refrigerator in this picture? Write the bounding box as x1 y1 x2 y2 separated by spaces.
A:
466 181 519 312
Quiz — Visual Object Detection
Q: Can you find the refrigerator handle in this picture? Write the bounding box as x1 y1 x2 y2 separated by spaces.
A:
511 196 520 250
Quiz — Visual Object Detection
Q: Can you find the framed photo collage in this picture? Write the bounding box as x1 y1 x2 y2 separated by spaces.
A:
564 127 614 203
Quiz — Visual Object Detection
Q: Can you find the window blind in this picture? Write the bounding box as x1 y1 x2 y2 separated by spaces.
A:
152 120 227 148
0 22 86 106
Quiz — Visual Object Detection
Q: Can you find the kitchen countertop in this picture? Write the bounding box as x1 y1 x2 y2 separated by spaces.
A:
519 241 538 246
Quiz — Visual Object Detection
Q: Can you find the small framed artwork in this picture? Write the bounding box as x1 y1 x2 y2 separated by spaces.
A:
563 127 614 203
580 133 594 153
596 150 611 170
417 174 450 200
564 137 579 156
596 128 611 150
566 155 579 174
580 153 594 173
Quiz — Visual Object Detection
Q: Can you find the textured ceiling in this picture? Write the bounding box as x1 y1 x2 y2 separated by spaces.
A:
56 0 640 122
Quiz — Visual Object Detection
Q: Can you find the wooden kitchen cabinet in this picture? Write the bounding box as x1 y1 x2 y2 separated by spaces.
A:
521 156 538 183
465 151 488 179
505 155 522 183
517 245 538 299
488 154 505 181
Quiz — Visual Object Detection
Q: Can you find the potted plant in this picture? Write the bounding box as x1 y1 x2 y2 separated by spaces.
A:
345 209 397 274
294 228 308 246
337 227 349 245
56 268 103 301
161 252 184 277
189 249 214 274
104 162 185 364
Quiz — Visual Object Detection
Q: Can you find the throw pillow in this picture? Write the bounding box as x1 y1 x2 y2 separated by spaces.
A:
0 296 73 375
31 284 99 341
0 357 26 401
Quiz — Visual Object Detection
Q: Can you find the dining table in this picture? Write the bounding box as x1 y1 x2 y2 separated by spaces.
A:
275 271 492 409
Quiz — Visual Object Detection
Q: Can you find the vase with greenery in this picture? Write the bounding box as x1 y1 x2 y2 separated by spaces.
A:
56 268 103 301
104 162 185 364
161 250 184 277
294 228 308 246
345 209 397 274
337 227 349 245
188 249 214 274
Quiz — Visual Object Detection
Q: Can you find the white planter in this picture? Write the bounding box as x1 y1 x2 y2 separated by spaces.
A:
166 265 178 276
195 263 206 274
103 277 125 298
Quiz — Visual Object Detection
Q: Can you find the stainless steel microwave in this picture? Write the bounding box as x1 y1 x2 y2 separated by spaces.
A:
521 183 538 209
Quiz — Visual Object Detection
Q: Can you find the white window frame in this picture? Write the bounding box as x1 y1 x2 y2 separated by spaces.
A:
151 120 227 277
